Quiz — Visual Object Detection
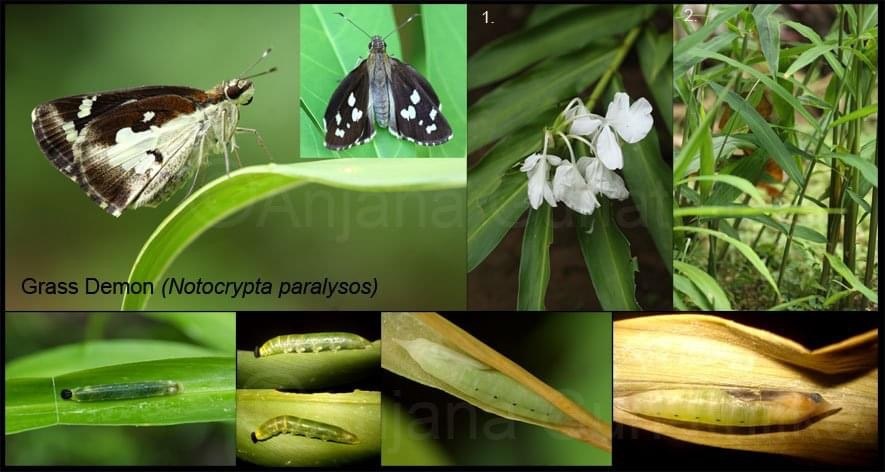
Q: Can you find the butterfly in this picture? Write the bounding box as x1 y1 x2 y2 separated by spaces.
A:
323 12 453 151
31 50 275 217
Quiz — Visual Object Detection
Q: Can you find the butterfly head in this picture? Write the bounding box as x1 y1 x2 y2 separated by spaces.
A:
369 35 387 54
223 79 255 106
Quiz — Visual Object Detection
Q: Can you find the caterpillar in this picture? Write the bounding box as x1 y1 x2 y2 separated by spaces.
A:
250 415 359 444
396 338 573 426
60 380 181 402
254 333 372 358
614 388 834 427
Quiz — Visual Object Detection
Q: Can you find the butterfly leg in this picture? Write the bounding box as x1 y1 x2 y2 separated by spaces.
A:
237 127 274 163
184 138 208 198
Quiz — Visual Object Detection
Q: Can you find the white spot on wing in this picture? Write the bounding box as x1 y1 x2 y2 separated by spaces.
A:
400 105 416 120
425 123 437 134
142 111 155 123
335 112 342 125
335 128 345 138
430 108 438 121
62 121 77 142
419 120 423 125
351 108 363 122
76 96 97 118
410 89 420 104
347 93 356 107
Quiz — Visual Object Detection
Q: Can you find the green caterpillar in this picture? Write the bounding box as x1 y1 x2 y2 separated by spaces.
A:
396 338 573 426
254 332 372 358
615 388 834 426
251 415 359 444
60 380 180 402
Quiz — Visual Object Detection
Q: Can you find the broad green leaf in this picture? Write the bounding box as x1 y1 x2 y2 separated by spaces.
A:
673 261 732 310
468 5 655 89
575 204 640 310
6 340 224 379
237 389 380 467
672 273 713 311
146 312 235 353
299 4 465 158
468 47 615 153
824 152 878 188
673 5 744 59
823 253 878 304
675 226 779 295
6 357 234 434
467 172 529 272
708 83 805 186
752 5 781 77
236 341 380 389
467 123 545 206
782 20 845 79
783 44 837 78
517 206 553 311
637 30 674 133
123 160 464 310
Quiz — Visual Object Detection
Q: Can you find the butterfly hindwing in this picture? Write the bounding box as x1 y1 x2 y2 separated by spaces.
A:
323 60 374 151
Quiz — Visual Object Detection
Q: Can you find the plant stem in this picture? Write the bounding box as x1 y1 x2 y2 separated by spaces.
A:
585 26 641 111
863 138 878 302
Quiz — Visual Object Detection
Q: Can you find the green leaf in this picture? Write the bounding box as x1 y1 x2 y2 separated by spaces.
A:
145 312 235 353
673 260 732 310
747 216 827 244
467 124 544 206
621 129 672 273
517 206 553 311
675 225 780 295
708 83 805 186
236 389 380 467
236 341 380 389
299 4 465 158
674 5 744 59
698 110 715 199
828 103 878 128
752 5 781 77
468 47 615 153
6 340 224 379
467 172 529 272
637 30 674 133
783 44 837 78
674 206 826 218
6 357 234 434
468 5 655 89
575 203 640 310
782 20 845 79
823 253 878 304
679 175 767 205
123 160 464 310
673 273 712 311
824 152 879 188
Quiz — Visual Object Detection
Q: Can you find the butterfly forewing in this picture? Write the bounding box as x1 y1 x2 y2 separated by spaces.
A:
323 61 374 151
387 58 452 146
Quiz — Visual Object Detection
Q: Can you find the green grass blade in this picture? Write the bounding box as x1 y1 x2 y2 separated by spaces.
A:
673 273 713 311
467 172 529 272
575 204 640 310
6 357 234 434
678 175 768 205
123 160 464 309
517 206 553 311
823 253 878 304
752 5 781 77
673 260 732 310
674 205 828 218
145 313 235 353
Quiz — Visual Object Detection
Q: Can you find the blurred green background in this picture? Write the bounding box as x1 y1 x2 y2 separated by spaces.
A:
382 312 612 465
4 312 234 466
5 5 466 310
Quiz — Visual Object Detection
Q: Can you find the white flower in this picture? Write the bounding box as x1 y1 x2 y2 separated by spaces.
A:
579 157 629 200
594 93 653 170
552 160 599 215
565 102 603 136
520 152 561 210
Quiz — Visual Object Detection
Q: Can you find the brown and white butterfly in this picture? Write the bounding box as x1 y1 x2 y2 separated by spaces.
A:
31 50 275 217
323 13 453 151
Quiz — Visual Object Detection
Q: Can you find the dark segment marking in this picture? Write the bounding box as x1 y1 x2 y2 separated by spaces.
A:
148 150 164 164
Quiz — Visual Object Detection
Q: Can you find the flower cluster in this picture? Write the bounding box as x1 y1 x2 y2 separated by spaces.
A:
520 93 653 215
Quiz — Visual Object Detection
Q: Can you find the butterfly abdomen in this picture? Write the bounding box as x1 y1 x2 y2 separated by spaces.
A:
368 52 391 127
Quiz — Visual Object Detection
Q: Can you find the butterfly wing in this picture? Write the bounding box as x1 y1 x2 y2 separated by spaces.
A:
70 94 208 216
323 60 374 150
386 57 452 146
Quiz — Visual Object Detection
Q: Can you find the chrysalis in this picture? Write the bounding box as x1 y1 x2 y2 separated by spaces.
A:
614 388 834 427
250 415 359 444
396 338 573 426
254 332 372 358
60 380 181 402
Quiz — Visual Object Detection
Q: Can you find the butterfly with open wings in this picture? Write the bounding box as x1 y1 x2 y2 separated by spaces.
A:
323 13 453 151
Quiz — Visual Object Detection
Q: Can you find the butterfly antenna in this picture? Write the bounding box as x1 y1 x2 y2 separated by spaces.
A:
335 12 373 39
239 48 272 78
242 67 278 81
384 13 420 40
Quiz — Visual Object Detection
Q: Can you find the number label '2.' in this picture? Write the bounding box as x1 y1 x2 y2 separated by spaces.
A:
396 338 573 427
60 380 181 402
251 415 359 444
615 388 835 427
254 332 372 358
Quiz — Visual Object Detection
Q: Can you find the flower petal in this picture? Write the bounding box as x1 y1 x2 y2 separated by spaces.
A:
595 125 623 170
568 104 604 136
609 95 653 144
584 158 629 200
519 153 542 172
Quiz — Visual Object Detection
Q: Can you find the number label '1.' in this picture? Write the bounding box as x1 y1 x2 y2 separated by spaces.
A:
614 388 834 427
60 380 181 402
254 332 372 358
396 338 573 427
250 415 359 444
